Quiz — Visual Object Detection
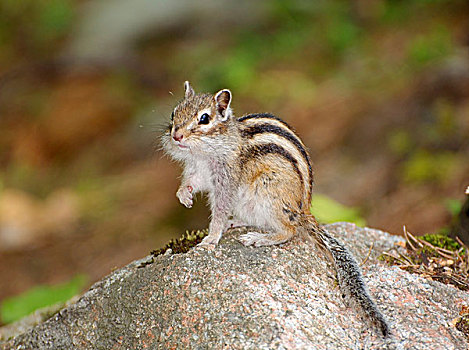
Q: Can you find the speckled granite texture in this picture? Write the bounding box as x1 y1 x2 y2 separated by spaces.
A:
1 223 467 349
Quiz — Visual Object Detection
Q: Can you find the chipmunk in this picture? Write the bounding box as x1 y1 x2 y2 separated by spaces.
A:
162 81 390 337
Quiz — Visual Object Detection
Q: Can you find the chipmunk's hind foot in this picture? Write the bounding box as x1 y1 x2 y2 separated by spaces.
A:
238 229 294 247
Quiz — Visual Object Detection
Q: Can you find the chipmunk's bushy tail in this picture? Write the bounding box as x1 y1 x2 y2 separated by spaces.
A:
303 215 390 337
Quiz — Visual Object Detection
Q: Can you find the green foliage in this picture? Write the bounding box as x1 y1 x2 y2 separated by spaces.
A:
4 162 48 198
440 197 464 235
224 46 259 90
445 198 463 217
195 1 316 92
0 274 87 324
35 0 74 43
389 99 462 186
401 150 458 184
381 0 459 23
310 194 366 226
406 26 453 67
0 0 30 16
380 1 411 23
426 98 458 143
151 229 208 256
194 0 456 95
387 129 413 157
420 233 460 251
324 10 361 55
0 0 74 54
75 176 119 223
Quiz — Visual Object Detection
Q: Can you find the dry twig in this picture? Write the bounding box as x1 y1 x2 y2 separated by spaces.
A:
383 228 469 291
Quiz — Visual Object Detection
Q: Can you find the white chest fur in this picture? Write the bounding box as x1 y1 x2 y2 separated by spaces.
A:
183 157 215 193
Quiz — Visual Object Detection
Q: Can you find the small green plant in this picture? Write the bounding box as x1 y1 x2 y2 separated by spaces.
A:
310 194 366 226
151 229 208 257
420 233 461 251
0 274 87 324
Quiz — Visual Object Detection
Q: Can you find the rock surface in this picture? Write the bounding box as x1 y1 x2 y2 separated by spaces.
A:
1 223 468 349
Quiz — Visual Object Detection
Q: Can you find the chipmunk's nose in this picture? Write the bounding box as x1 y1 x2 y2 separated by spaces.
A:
172 130 183 142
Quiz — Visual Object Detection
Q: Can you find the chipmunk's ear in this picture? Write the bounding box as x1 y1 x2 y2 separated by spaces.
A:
215 89 232 121
184 81 195 99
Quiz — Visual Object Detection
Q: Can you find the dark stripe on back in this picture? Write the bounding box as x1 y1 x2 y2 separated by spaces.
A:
239 143 304 189
241 123 313 190
238 113 293 130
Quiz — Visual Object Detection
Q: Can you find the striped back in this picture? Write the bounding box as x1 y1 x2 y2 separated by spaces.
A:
237 113 313 205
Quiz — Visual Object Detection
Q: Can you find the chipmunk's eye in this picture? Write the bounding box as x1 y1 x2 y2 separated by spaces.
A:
199 113 210 125
171 111 174 121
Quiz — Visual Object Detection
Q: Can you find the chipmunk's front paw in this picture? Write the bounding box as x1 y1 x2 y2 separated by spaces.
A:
197 234 220 248
176 185 193 208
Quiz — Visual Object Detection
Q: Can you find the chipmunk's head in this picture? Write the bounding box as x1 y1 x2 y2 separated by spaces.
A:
162 81 235 158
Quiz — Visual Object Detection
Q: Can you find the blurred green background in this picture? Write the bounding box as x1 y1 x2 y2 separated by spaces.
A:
0 0 468 325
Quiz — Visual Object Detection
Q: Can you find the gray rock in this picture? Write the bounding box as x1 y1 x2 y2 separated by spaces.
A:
1 223 467 349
